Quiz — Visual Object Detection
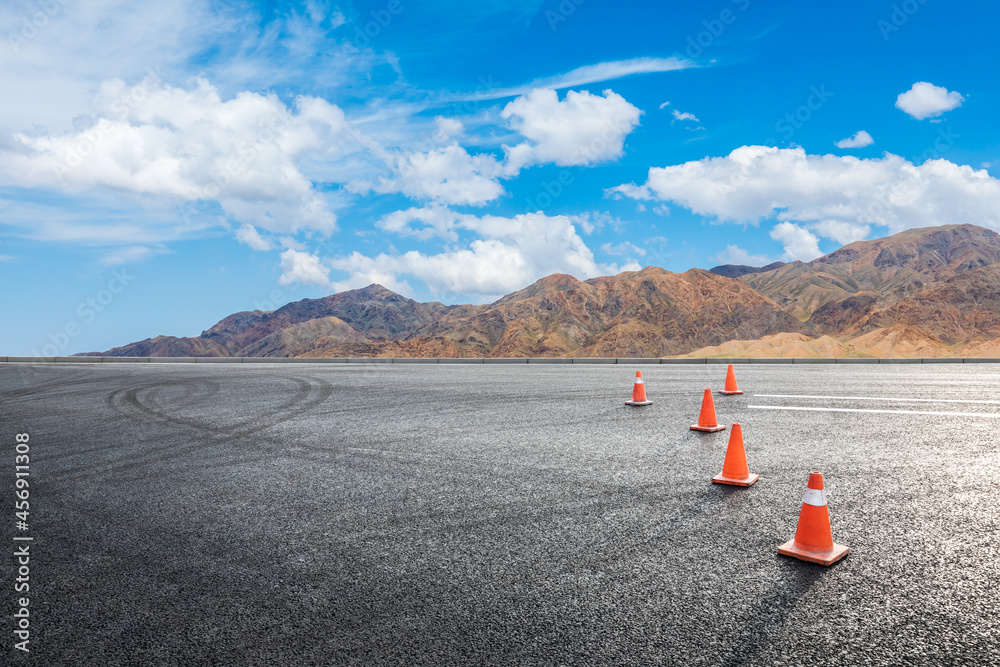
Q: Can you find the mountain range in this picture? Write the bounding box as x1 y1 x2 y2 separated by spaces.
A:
89 224 1000 358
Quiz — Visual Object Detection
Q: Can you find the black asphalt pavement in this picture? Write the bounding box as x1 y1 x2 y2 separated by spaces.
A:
2 362 998 665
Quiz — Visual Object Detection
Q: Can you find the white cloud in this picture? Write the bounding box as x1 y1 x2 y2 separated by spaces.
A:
810 220 871 245
377 206 461 241
770 222 822 262
433 116 464 142
672 110 699 122
834 130 874 148
1 77 347 234
0 1 223 133
278 236 307 251
352 87 643 206
501 89 642 170
356 144 506 206
0 193 219 246
461 57 693 102
613 146 1000 242
530 58 692 92
331 211 635 301
331 242 527 300
329 11 347 29
327 256 416 297
279 248 332 288
0 4 689 285
896 82 964 120
0 1 385 135
569 211 626 235
659 101 671 110
711 245 771 266
235 224 273 251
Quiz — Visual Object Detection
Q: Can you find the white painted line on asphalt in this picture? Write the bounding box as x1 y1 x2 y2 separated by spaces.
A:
748 405 1000 418
755 394 1000 406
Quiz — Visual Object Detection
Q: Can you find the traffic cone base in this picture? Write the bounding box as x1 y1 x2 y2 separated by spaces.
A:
777 540 849 566
712 471 758 487
719 389 744 395
625 399 653 406
691 423 726 432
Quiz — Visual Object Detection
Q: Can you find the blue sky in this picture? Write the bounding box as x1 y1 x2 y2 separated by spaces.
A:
2 0 999 355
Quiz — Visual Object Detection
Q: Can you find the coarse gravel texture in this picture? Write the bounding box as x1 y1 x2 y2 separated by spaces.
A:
1 362 998 666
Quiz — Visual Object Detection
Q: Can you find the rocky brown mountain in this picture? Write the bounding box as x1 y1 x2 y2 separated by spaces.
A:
88 224 1000 359
92 267 808 358
690 225 1000 357
732 224 1000 323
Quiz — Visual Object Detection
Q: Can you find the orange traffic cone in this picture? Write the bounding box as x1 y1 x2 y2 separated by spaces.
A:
625 371 652 406
712 423 758 486
720 364 743 395
778 472 850 566
690 388 726 432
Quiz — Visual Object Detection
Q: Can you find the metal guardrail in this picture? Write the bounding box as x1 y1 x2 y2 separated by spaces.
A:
1 356 997 364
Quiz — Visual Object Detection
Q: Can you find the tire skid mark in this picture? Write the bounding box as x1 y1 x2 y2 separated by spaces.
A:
0 369 108 402
145 378 221 414
118 377 294 437
48 380 353 471
49 374 334 482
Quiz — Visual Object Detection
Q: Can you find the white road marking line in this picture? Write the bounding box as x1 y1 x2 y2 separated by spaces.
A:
754 394 1000 406
748 405 1000 418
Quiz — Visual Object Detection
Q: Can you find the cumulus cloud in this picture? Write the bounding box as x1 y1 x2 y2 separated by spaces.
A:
330 210 637 301
711 245 771 266
672 110 699 122
356 87 643 206
896 82 964 120
279 248 332 288
433 116 464 141
810 220 871 245
377 206 461 241
834 130 874 148
770 222 822 262
501 89 642 171
235 224 273 251
1 77 347 233
613 145 1000 244
356 144 506 206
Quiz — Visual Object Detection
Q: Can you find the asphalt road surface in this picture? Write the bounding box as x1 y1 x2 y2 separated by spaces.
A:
2 362 998 666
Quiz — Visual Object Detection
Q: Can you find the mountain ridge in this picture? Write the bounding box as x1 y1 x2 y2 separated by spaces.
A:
87 224 1000 358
